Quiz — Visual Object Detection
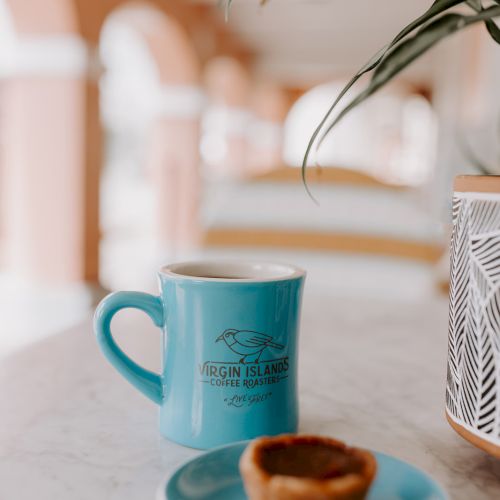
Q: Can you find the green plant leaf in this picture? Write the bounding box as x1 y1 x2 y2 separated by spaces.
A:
485 18 500 43
467 0 500 43
221 0 233 22
303 5 500 187
301 0 464 189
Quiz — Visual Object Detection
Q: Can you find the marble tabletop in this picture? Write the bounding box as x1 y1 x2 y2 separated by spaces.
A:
2 287 500 499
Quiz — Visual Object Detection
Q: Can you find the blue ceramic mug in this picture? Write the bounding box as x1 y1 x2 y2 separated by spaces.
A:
94 260 305 449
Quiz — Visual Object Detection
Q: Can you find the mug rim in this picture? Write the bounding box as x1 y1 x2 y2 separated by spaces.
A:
159 259 306 283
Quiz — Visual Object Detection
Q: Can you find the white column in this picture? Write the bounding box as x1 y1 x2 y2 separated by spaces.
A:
148 85 204 257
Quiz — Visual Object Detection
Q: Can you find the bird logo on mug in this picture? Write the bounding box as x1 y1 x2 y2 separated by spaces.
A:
198 328 289 402
216 329 284 364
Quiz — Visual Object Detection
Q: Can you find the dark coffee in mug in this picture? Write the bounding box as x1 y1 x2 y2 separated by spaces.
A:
197 275 248 279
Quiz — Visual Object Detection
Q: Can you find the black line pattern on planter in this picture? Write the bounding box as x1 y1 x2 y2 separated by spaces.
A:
447 196 500 441
447 196 469 419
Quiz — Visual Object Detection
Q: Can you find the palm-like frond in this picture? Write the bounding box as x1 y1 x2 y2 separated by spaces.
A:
301 1 500 189
222 0 500 183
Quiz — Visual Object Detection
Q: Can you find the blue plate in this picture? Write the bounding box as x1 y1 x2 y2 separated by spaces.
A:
161 441 447 500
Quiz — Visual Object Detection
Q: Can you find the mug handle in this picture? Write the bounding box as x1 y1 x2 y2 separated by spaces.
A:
94 291 164 404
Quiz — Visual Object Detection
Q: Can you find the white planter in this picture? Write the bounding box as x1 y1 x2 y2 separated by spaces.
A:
446 175 500 457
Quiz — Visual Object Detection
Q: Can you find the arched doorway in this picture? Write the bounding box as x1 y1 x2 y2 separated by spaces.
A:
98 3 202 290
283 80 437 186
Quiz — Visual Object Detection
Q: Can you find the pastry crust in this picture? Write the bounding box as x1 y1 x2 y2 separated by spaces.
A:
239 435 377 500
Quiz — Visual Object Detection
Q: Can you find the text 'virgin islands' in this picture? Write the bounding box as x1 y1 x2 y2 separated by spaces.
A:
198 358 289 388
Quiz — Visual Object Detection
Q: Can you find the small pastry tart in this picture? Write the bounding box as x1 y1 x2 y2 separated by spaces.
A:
239 434 377 500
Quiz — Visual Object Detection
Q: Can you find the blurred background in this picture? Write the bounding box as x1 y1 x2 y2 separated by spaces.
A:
0 0 499 358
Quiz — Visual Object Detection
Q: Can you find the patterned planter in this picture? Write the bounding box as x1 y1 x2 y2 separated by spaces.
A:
446 175 500 457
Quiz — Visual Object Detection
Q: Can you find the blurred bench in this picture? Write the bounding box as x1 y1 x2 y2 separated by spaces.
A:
201 166 443 264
